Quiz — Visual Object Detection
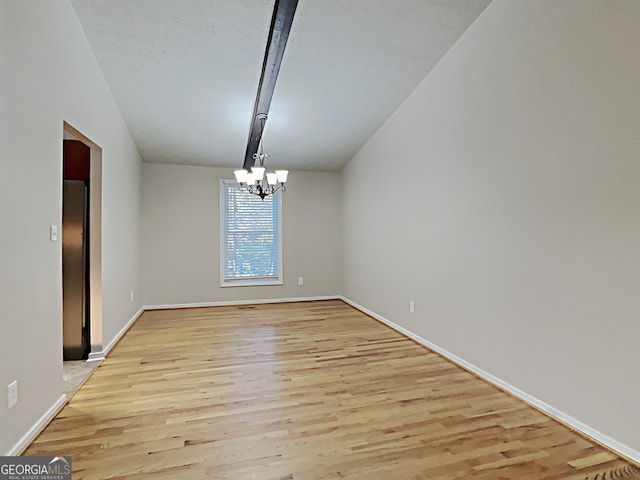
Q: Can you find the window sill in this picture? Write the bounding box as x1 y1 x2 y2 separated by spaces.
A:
221 277 283 288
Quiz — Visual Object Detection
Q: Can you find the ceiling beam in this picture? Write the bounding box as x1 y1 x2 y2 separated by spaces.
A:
242 0 299 170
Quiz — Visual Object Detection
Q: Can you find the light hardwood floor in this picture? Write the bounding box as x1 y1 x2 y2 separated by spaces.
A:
25 300 639 479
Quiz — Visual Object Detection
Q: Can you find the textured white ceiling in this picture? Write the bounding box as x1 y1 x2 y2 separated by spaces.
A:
71 0 491 171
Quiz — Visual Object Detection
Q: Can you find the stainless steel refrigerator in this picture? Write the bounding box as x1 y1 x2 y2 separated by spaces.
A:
62 180 90 360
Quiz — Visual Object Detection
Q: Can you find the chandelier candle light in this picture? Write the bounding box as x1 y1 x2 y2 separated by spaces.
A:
234 119 289 200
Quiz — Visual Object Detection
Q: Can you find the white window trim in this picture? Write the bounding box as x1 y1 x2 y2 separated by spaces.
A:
219 179 283 287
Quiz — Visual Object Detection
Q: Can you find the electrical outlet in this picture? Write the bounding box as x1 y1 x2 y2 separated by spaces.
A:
409 301 415 314
50 225 58 242
8 380 18 409
130 290 134 303
298 277 304 286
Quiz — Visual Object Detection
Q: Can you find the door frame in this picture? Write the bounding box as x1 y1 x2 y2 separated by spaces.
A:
63 122 103 360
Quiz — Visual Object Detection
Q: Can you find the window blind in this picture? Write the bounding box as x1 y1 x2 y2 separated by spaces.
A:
221 181 281 282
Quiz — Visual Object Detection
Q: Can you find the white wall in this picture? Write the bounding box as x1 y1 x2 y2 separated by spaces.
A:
343 0 640 454
141 164 342 306
0 1 141 454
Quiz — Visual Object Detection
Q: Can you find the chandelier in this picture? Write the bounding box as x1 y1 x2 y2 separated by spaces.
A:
234 118 288 200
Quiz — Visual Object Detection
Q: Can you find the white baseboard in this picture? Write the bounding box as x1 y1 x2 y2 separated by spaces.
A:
340 296 640 465
6 308 144 456
103 306 144 357
143 295 340 311
6 394 67 456
85 307 145 362
86 351 105 362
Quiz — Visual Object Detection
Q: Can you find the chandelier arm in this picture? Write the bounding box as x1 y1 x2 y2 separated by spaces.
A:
236 116 287 199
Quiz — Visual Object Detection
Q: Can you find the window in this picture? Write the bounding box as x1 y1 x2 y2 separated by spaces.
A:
220 180 282 286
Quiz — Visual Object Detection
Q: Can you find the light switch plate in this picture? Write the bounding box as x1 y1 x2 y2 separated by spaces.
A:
50 225 58 242
8 380 18 409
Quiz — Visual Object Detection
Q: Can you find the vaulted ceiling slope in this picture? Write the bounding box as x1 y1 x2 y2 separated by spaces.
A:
71 0 492 172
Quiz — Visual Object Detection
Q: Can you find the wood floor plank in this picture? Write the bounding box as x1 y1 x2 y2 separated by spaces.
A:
24 300 638 479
